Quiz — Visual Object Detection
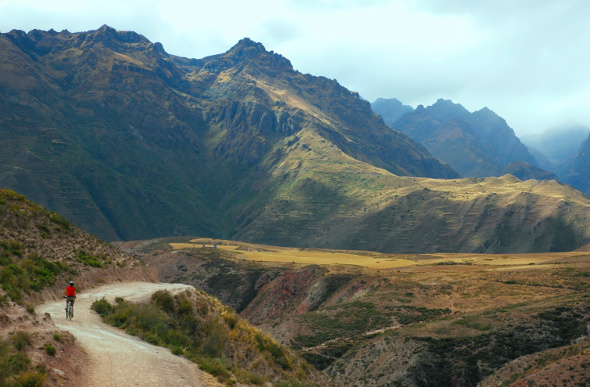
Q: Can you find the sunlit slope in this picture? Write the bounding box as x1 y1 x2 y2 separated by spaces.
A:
0 27 456 244
229 130 590 253
133 237 590 386
2 27 590 253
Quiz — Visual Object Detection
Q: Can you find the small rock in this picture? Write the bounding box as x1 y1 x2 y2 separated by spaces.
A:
53 368 65 377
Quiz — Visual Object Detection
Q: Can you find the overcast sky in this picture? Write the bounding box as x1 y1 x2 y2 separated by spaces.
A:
1 0 588 136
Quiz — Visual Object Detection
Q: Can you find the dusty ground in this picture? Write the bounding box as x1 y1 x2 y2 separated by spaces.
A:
36 282 222 387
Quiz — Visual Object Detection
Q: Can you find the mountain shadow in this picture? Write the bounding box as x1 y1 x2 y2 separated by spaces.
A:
0 26 457 242
2 27 590 253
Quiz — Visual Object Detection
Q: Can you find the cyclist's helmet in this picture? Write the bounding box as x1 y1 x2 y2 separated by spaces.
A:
69 281 74 285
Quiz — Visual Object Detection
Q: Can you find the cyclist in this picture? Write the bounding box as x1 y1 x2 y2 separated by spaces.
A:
63 281 76 317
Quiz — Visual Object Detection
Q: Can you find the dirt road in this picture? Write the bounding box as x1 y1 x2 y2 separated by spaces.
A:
37 281 221 387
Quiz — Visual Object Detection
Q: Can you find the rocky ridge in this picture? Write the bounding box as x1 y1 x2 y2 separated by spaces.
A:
391 99 540 178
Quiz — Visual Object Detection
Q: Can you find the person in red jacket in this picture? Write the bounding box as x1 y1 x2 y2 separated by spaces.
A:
63 280 76 315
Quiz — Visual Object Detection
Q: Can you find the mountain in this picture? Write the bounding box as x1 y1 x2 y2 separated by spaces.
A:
371 97 414 126
564 134 590 195
2 27 590 253
499 161 559 181
0 26 457 243
521 124 589 176
0 187 154 385
392 99 540 178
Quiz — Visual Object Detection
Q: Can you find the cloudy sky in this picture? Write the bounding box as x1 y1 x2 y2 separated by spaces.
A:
1 0 588 135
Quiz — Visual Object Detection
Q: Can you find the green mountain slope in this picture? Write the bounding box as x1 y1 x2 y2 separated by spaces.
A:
0 26 457 244
2 26 590 253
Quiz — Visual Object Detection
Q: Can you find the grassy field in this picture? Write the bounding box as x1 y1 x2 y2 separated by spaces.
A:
169 238 586 270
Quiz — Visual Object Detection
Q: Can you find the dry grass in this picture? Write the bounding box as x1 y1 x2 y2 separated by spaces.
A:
169 239 588 271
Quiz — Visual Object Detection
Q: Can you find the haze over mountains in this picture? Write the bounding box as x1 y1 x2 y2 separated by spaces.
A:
372 98 590 194
373 98 541 179
2 26 590 253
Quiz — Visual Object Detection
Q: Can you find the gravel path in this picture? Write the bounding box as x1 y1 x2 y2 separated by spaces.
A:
37 281 221 387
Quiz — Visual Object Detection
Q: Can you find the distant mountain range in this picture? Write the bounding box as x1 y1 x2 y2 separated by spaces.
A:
521 124 590 182
2 26 590 253
370 97 413 126
564 134 590 195
374 98 542 178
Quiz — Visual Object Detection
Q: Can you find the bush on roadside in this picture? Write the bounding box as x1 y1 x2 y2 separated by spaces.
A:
91 290 315 385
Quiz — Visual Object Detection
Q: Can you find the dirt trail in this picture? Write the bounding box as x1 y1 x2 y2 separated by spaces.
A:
37 281 222 387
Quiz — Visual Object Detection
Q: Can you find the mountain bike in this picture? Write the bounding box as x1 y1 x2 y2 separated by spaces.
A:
65 300 74 320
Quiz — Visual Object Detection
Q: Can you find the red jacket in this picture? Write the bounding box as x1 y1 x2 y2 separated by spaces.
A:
64 286 76 297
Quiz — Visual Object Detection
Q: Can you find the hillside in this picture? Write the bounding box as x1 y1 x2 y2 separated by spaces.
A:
3 26 590 254
563 134 590 196
0 187 154 385
392 99 539 178
499 161 559 181
0 189 328 385
121 238 590 387
0 26 456 243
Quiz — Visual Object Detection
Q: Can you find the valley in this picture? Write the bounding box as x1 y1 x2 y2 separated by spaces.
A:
1 24 590 386
118 237 590 386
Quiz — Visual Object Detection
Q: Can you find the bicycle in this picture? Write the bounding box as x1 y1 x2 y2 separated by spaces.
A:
65 299 74 320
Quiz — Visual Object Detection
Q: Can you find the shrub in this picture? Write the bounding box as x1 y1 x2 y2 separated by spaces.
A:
198 357 231 380
91 297 113 316
77 252 103 268
177 298 194 316
49 212 71 230
201 321 227 358
2 352 31 374
44 344 56 356
151 290 175 313
11 331 32 351
14 370 47 386
133 304 168 334
92 290 308 385
196 297 209 316
223 311 238 330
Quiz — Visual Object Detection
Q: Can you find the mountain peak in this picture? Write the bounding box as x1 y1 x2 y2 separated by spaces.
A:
205 37 293 73
88 25 149 44
371 98 414 126
232 37 267 52
475 106 498 118
427 98 471 120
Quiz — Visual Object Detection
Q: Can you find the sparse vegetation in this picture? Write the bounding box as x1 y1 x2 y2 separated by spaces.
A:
44 343 56 356
140 236 590 386
0 338 47 386
0 246 75 304
92 290 321 385
76 251 105 268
